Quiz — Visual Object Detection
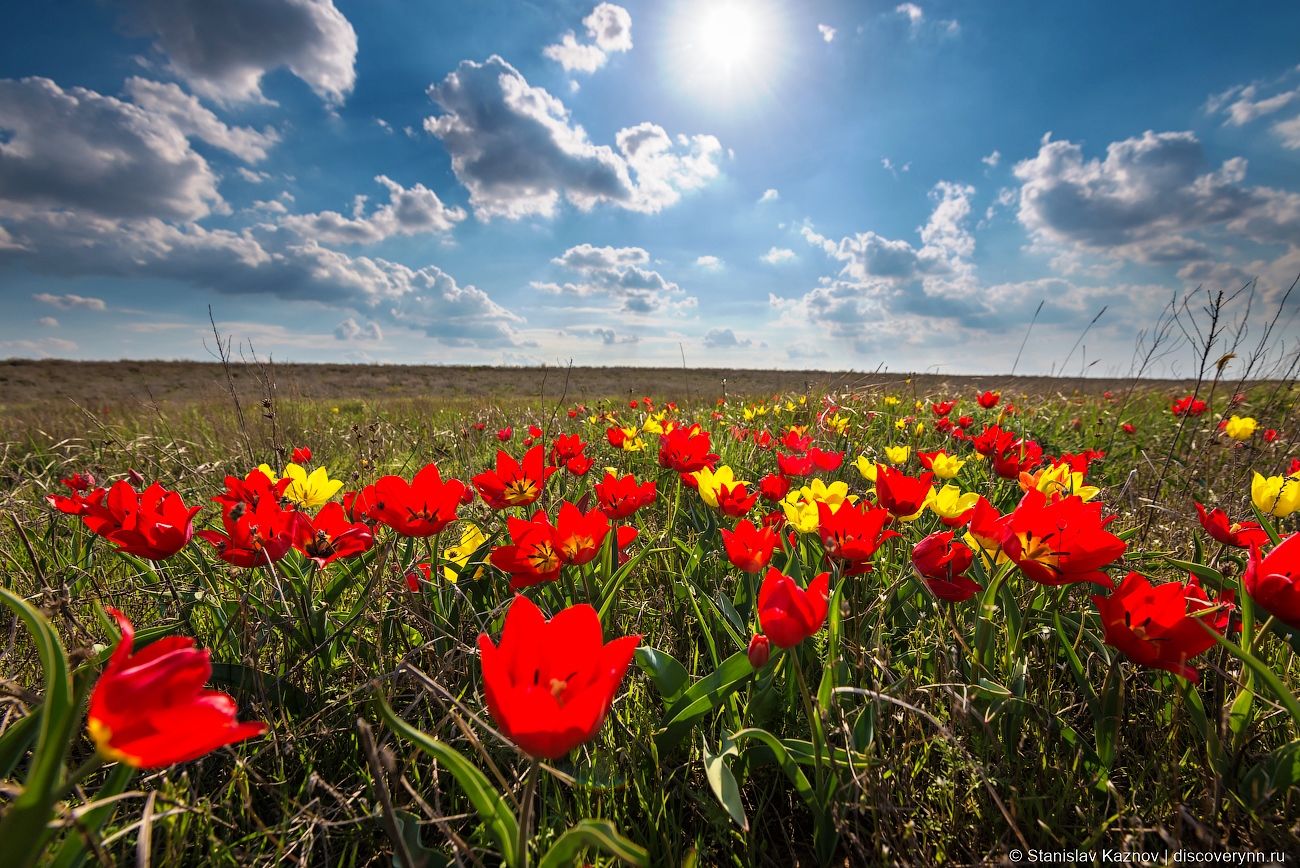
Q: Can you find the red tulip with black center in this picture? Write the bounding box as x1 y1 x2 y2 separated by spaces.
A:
473 446 556 511
367 463 466 536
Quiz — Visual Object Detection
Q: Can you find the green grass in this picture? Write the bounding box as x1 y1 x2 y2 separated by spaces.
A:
1 379 1298 866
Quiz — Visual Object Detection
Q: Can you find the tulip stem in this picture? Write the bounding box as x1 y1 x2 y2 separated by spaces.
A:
516 758 540 868
791 647 826 799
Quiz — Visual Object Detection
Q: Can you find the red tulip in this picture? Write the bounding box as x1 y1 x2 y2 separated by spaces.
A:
1000 488 1126 588
80 480 201 561
196 499 294 569
473 446 556 511
817 501 898 573
955 415 974 429
721 519 780 573
753 430 774 450
934 417 954 433
658 426 718 474
1194 501 1270 549
478 595 640 759
367 464 465 536
776 453 815 477
912 532 982 602
757 568 830 649
1170 395 1207 417
47 473 106 516
747 634 771 669
1092 572 1233 682
1244 536 1300 629
931 400 957 418
289 502 374 567
594 472 657 519
778 430 812 454
977 391 1000 409
290 446 312 464
807 447 843 472
497 427 513 441
758 473 793 502
213 470 291 513
965 497 1003 553
88 609 266 768
1121 423 1136 435
991 438 1043 479
529 425 543 439
550 433 587 463
971 424 1006 456
875 466 934 520
491 513 564 589
554 502 611 566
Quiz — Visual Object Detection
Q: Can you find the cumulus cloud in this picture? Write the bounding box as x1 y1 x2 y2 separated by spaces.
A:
0 77 228 222
818 24 836 42
123 78 279 161
334 317 382 341
1013 130 1300 262
38 317 59 327
281 175 466 244
33 293 107 310
1 337 78 357
759 188 779 203
982 150 1001 167
543 4 632 73
702 327 751 348
567 326 638 345
424 56 722 219
696 255 722 269
120 0 358 104
534 243 687 313
761 247 795 264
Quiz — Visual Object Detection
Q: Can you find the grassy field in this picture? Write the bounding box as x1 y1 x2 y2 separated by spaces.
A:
1 359 1298 866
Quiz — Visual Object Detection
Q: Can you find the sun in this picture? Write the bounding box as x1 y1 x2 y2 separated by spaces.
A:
669 0 786 104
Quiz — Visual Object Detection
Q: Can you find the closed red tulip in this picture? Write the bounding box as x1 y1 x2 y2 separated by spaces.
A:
757 568 830 649
807 447 843 472
977 391 1000 409
747 634 772 668
721 519 780 573
80 480 201 561
88 609 266 767
758 473 792 502
1092 572 1233 682
1244 536 1300 629
778 430 812 454
1000 488 1126 588
290 446 312 464
875 466 934 520
478 595 640 759
367 464 465 536
912 532 982 602
473 446 556 510
776 452 815 477
817 500 898 573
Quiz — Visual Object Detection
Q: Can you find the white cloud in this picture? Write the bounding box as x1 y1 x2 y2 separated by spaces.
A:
896 3 924 25
536 243 687 313
542 4 632 73
1275 115 1300 150
33 293 107 310
1013 130 1300 262
893 3 958 37
122 78 279 162
121 0 358 104
695 255 722 269
280 175 466 244
761 247 795 264
37 317 59 327
424 56 721 219
237 167 271 183
982 150 1001 167
702 327 751 348
0 77 226 222
1 337 78 357
334 317 383 341
818 24 836 42
759 188 779 203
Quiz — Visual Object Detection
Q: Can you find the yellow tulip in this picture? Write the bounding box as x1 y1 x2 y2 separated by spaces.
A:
885 445 910 465
782 497 820 533
894 418 907 431
914 422 925 436
443 524 487 582
260 462 343 509
1252 471 1300 518
854 456 879 482
797 479 856 509
965 531 1009 570
928 452 965 479
693 465 746 509
930 484 979 521
1224 415 1258 441
883 396 900 406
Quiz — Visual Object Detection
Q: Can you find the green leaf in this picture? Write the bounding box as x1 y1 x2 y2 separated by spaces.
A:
0 709 41 779
634 647 689 705
1200 625 1300 729
1164 558 1225 590
392 810 452 868
597 544 660 622
47 761 136 868
726 727 819 813
655 651 755 752
1250 504 1282 546
373 691 519 868
536 819 649 868
0 586 77 868
703 736 747 831
1239 739 1300 808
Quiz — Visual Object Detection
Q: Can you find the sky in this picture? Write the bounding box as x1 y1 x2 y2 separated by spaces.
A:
2 0 1299 375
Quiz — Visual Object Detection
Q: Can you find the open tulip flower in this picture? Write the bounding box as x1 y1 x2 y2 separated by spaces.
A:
1194 501 1270 549
473 446 556 510
554 501 611 566
776 452 815 477
806 447 843 472
875 466 934 521
929 483 979 526
1170 395 1207 417
658 425 718 474
918 450 965 479
88 608 266 768
366 463 466 536
1000 488 1126 588
197 498 294 569
693 465 760 517
778 429 813 453
818 500 898 574
1244 536 1300 629
491 513 565 589
931 400 957 417
971 424 1005 456
912 532 982 602
478 595 640 759
991 438 1043 479
1092 572 1233 682
259 462 343 510
289 502 374 568
757 472 793 502
977 390 1000 409
443 523 489 582
721 519 780 573
213 470 292 513
594 472 657 519
47 474 107 516
80 480 202 561
1018 463 1099 503
757 568 830 649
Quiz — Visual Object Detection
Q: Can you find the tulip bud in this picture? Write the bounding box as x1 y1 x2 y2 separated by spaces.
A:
127 468 145 486
747 633 771 669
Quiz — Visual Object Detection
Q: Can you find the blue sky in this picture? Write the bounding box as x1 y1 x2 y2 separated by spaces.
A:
2 1 1299 374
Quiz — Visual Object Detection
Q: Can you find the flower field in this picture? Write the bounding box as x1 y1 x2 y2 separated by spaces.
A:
2 376 1299 866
